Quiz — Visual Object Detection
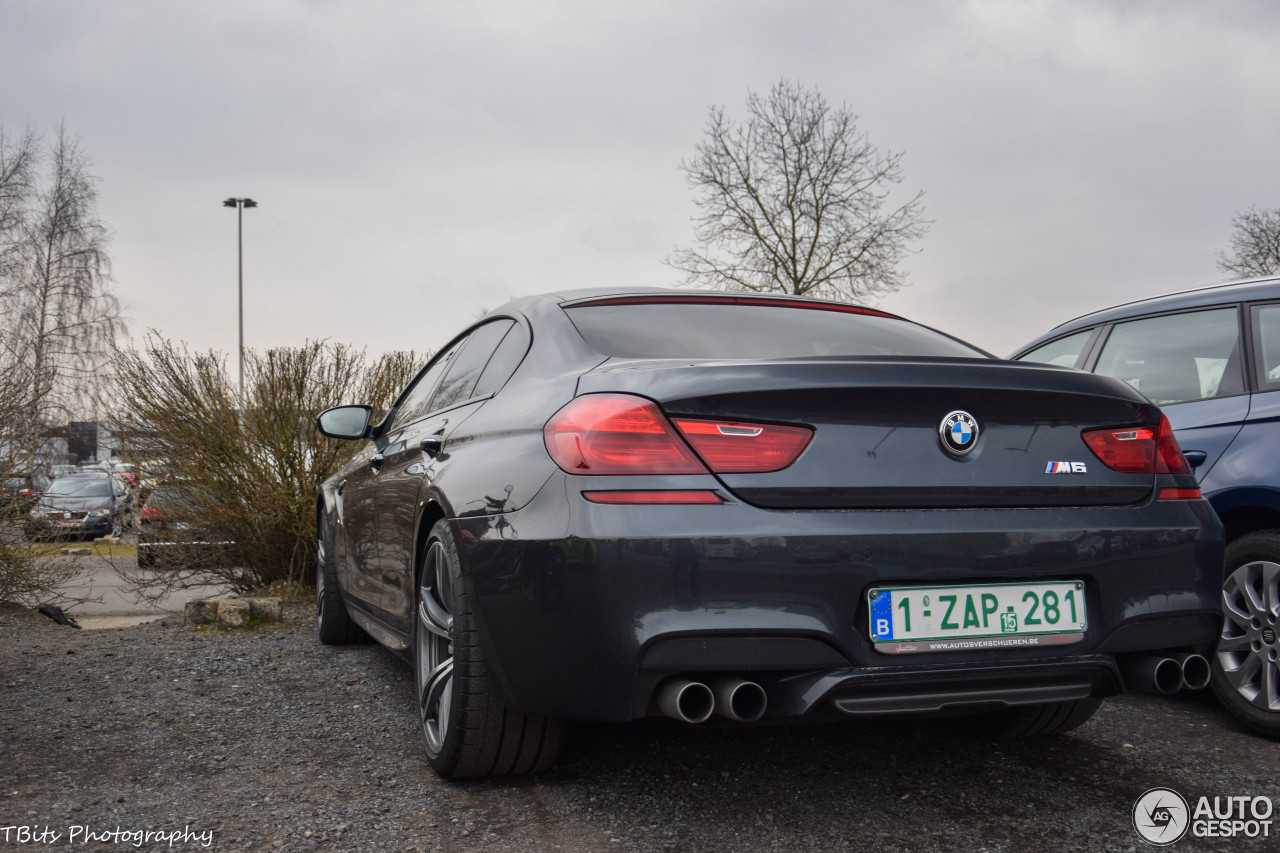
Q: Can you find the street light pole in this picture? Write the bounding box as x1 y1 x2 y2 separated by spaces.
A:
222 197 257 413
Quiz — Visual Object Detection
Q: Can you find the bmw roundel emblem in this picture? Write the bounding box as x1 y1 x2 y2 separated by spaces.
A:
939 410 980 457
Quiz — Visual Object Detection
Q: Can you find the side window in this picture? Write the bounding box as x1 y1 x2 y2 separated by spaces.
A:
388 338 466 431
1253 303 1280 389
472 323 530 399
1015 329 1094 368
1093 307 1243 406
428 320 516 413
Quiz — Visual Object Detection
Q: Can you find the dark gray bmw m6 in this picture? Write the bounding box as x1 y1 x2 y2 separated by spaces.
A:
315 290 1223 778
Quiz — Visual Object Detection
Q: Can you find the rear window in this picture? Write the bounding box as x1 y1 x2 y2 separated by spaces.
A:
563 302 984 360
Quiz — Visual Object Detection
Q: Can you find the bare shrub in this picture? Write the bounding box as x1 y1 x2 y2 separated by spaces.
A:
108 335 419 595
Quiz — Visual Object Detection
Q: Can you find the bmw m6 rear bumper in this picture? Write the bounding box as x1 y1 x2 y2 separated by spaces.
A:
455 472 1223 723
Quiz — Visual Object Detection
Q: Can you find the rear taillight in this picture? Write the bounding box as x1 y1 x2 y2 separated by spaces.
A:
1082 413 1194 477
1152 414 1193 475
544 394 813 476
1081 425 1156 473
670 418 812 473
544 394 707 475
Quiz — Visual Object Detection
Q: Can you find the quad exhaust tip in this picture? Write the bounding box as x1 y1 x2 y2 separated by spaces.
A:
713 678 768 722
656 678 715 724
1173 652 1211 691
657 677 768 724
1120 652 1211 695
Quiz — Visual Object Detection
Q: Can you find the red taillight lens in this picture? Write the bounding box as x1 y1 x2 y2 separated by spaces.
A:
670 418 813 473
544 394 708 475
1081 425 1156 473
1082 413 1192 476
1152 413 1193 475
582 490 723 504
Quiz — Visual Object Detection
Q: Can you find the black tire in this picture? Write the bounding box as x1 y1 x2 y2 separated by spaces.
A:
1210 530 1280 738
416 519 563 778
957 697 1103 739
137 548 155 570
316 513 367 645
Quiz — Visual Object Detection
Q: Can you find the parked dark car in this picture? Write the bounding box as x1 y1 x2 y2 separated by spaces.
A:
26 472 132 540
136 484 199 568
1013 275 1280 738
4 472 50 517
317 289 1223 778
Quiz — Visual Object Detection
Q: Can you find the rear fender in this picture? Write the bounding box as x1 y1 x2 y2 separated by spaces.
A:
1208 486 1280 544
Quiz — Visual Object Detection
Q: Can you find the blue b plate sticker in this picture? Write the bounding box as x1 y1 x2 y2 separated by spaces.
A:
870 589 894 640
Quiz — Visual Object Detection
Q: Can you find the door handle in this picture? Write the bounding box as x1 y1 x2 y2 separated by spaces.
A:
369 453 385 471
420 437 444 458
1183 450 1208 468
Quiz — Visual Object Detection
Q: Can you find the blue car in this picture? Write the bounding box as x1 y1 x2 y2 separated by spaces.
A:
1013 275 1280 738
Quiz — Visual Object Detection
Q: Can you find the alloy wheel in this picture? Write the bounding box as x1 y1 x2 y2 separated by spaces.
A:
315 535 326 616
417 540 455 755
1216 559 1280 711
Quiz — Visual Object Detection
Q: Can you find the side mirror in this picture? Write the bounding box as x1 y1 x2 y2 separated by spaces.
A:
316 405 374 440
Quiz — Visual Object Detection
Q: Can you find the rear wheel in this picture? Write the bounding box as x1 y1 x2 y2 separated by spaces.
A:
957 697 1102 739
316 514 367 645
416 519 563 778
1210 531 1280 738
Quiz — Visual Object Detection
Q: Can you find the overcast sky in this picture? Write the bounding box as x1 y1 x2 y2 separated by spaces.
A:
4 0 1279 363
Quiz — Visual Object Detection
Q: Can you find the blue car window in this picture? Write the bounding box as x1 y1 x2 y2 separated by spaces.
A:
1256 303 1280 388
1094 307 1243 406
1015 329 1094 368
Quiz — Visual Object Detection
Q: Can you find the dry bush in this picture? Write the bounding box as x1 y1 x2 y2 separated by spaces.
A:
108 335 419 595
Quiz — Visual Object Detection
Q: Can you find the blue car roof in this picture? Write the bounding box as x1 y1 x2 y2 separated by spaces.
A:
1014 275 1280 356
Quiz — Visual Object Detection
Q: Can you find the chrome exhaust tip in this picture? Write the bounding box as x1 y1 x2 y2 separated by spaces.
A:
712 678 768 722
656 678 715 724
1120 654 1184 695
1172 653 1211 691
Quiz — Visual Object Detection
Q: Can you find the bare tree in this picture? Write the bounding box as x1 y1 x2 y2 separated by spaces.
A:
1 125 122 425
0 126 121 606
668 80 927 303
0 128 36 281
1218 206 1280 279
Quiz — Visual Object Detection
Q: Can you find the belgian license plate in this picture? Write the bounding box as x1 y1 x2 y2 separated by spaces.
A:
868 581 1087 654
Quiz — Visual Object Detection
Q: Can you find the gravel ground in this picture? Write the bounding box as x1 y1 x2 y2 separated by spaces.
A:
3 603 1279 853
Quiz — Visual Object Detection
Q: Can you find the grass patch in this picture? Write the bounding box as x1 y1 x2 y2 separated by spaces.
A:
29 541 138 558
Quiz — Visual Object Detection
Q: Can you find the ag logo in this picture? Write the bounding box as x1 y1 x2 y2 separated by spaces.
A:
1133 787 1190 846
938 410 979 458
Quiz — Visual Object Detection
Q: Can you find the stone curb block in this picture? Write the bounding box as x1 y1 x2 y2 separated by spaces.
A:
184 596 284 629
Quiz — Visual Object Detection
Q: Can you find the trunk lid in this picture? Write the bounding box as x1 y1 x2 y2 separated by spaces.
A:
578 356 1159 510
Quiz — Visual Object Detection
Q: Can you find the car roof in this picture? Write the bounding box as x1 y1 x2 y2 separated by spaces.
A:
1015 275 1280 355
1053 275 1280 331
